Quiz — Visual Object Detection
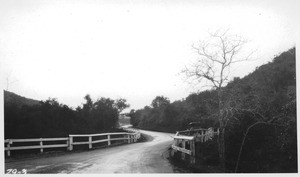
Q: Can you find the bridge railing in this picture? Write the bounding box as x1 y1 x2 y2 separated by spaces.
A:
68 132 140 151
121 127 141 139
171 135 196 163
171 127 219 164
4 137 69 157
5 130 141 157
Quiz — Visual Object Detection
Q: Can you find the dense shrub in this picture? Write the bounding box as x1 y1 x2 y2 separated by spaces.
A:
4 95 128 138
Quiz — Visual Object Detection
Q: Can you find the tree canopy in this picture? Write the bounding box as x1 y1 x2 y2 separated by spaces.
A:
4 94 129 138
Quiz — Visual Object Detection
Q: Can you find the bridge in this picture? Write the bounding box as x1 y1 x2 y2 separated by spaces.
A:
5 127 219 173
5 129 176 173
5 128 140 157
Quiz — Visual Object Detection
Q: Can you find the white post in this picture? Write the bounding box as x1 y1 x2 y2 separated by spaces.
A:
69 136 73 151
40 138 43 153
127 134 130 143
66 138 69 151
174 139 178 152
89 136 92 149
108 134 111 146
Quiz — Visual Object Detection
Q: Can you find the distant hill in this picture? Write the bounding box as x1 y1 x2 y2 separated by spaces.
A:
4 90 40 108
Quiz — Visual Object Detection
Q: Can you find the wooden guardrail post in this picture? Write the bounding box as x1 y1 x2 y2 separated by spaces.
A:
201 130 204 142
108 134 111 146
190 140 196 164
68 136 73 151
170 141 175 156
88 136 92 149
127 134 130 143
181 140 186 160
40 138 43 153
7 140 11 157
174 139 177 153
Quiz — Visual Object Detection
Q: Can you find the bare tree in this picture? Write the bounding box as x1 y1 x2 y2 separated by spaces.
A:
183 29 253 170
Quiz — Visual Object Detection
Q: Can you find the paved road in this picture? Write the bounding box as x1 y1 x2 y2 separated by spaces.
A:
5 130 176 173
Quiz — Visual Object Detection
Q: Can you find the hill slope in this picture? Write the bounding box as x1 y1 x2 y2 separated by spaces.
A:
129 47 297 172
4 90 40 108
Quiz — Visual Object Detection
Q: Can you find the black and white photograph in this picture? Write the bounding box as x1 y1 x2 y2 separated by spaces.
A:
1 0 298 174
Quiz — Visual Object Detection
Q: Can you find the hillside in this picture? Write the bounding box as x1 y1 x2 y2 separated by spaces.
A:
4 90 40 108
129 47 297 172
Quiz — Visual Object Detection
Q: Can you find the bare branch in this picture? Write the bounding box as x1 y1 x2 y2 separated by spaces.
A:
184 30 252 91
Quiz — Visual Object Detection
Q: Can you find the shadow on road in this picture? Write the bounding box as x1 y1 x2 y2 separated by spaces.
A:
139 133 154 142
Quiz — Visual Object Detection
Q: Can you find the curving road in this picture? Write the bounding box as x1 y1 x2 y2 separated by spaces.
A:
5 130 177 173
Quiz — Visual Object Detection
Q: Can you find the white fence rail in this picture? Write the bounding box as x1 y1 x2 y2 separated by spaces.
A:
68 132 140 151
5 129 141 157
5 138 69 157
171 127 219 164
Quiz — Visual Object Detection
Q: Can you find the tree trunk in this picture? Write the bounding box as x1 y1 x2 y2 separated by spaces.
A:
217 89 226 171
218 122 226 171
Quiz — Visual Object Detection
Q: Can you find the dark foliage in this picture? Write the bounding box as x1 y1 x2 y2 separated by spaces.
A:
4 94 128 139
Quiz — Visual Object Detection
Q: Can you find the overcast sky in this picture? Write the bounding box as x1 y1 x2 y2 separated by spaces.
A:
0 0 298 111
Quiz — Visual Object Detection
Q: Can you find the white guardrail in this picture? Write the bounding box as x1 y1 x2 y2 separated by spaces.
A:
171 127 219 164
5 129 141 157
